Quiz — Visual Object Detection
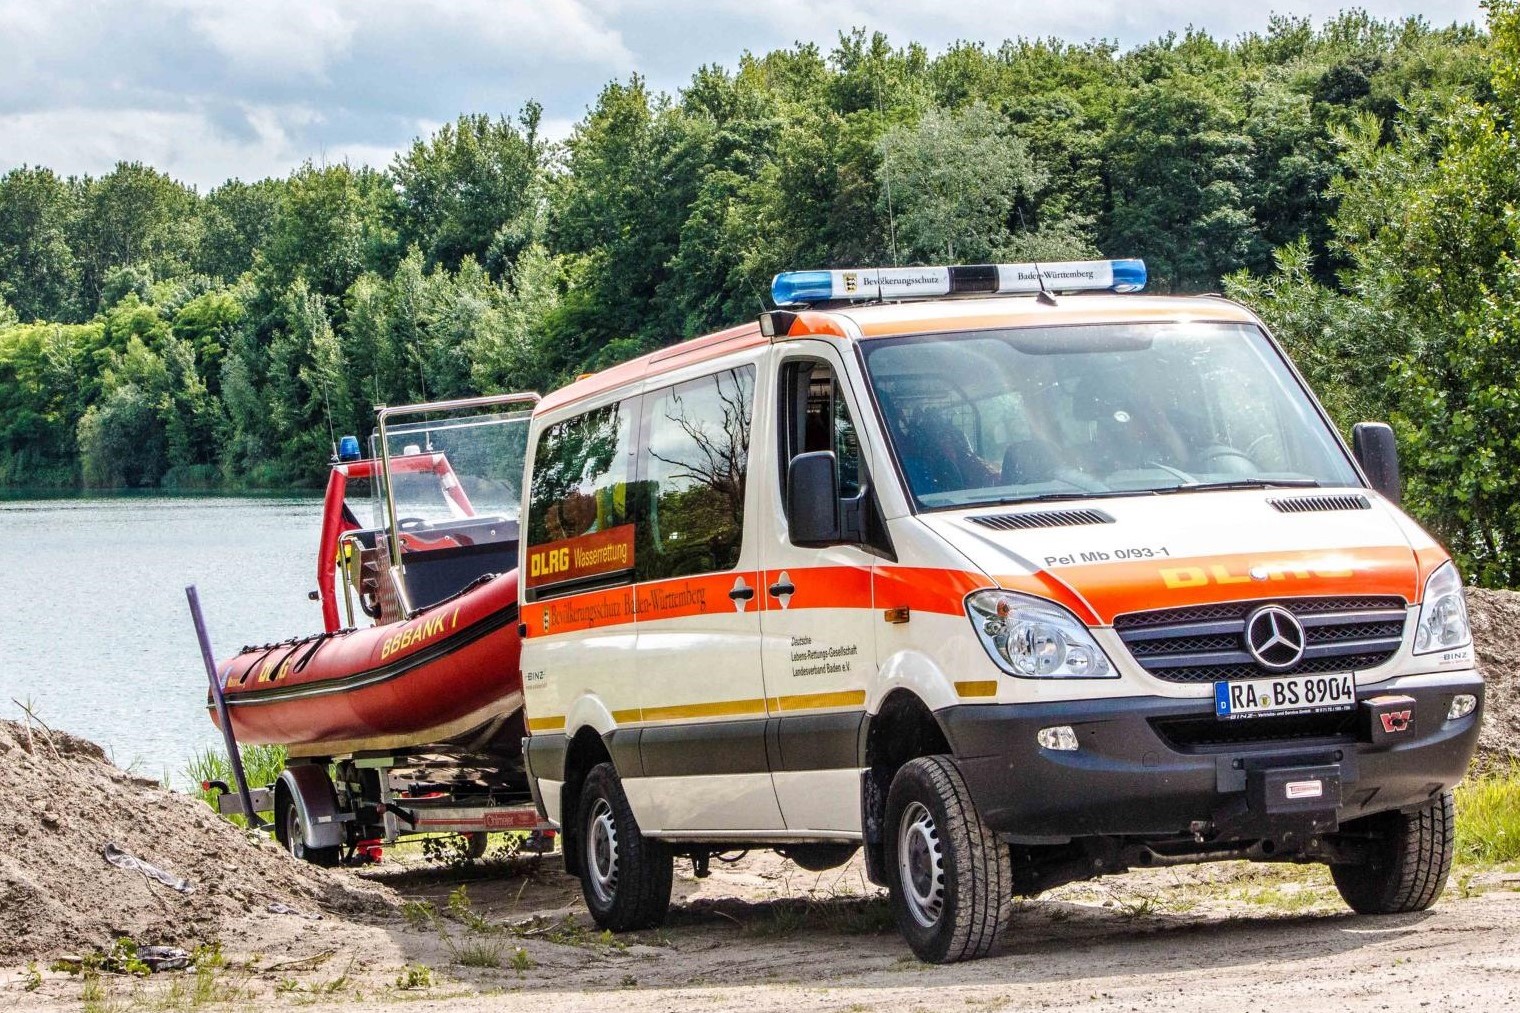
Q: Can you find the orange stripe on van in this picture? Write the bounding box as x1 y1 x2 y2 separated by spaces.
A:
764 565 874 611
637 572 761 621
873 566 985 616
1413 545 1451 598
1005 546 1419 625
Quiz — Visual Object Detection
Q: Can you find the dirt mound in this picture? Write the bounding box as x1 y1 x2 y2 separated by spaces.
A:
1467 588 1520 769
0 720 393 964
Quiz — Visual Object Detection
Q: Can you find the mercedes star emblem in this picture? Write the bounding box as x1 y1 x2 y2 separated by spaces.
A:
1243 604 1307 671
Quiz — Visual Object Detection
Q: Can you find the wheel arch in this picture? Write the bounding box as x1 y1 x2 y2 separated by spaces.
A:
559 725 614 873
274 763 345 852
860 689 953 885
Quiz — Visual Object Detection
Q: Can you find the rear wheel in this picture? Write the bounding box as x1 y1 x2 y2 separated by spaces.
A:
576 763 673 931
884 755 1012 963
1331 791 1454 914
278 792 341 868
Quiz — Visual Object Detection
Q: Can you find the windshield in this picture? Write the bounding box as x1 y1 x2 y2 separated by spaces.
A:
861 322 1360 510
372 410 532 528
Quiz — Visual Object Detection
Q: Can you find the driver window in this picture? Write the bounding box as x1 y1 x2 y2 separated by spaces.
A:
781 360 862 499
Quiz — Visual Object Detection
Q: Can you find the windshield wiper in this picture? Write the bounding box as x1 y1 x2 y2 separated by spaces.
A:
1156 478 1320 494
977 489 1154 506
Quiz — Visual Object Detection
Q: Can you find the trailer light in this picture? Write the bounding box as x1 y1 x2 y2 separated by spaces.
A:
771 259 1147 306
1448 694 1478 720
1037 725 1080 751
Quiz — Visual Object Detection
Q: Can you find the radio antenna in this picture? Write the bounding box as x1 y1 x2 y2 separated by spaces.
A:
1032 262 1058 306
878 81 899 267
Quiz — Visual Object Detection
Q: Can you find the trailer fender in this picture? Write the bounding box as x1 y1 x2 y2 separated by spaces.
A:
275 764 347 852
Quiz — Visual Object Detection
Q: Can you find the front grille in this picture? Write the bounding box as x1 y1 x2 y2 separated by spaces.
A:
1150 710 1358 751
1113 595 1407 684
968 508 1114 531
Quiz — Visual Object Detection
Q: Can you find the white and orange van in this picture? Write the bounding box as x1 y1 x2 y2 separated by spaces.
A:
518 260 1483 963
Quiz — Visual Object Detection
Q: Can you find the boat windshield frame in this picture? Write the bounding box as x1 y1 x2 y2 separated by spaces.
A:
375 393 539 613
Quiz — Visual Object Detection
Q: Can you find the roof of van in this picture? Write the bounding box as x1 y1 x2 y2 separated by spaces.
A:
534 293 1259 416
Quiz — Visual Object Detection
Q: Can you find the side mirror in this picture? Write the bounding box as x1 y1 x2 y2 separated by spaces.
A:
1352 421 1401 504
787 451 842 546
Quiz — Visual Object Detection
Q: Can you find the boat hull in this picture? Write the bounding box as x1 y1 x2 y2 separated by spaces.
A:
212 571 522 757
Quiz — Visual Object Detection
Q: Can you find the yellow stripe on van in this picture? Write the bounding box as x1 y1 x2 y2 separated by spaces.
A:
639 698 768 722
768 690 867 712
954 680 999 698
527 715 566 732
611 708 644 724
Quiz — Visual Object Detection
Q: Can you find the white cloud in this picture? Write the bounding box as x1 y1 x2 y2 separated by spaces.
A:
182 0 359 83
0 105 396 189
0 0 1490 189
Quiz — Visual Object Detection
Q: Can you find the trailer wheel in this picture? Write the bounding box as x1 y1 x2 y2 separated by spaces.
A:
885 755 1012 963
577 762 672 931
1331 791 1454 915
465 832 490 861
279 792 341 868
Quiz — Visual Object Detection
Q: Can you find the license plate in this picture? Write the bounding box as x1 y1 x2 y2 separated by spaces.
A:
1214 672 1356 720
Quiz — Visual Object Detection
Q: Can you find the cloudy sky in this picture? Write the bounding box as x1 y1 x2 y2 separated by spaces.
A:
0 0 1487 191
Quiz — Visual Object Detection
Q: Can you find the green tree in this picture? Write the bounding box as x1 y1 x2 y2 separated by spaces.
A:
1105 73 1261 290
391 108 547 276
69 162 201 313
197 178 283 282
0 167 80 322
878 102 1092 263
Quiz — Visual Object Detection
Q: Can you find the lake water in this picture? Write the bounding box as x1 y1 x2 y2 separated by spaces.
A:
0 495 324 784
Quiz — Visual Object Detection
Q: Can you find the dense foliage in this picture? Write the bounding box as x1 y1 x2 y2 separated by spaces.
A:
1 7 1516 581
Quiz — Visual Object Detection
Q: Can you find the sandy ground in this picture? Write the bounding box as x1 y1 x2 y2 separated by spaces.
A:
10 849 1520 1012
4 588 1516 1010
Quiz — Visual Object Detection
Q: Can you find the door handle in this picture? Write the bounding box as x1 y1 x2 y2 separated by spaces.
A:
728 585 755 601
768 579 795 597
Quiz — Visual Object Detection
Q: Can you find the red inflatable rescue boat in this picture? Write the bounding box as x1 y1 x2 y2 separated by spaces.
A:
211 394 536 759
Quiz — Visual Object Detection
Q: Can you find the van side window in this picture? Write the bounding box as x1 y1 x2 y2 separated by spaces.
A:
781 361 862 499
525 400 637 551
635 366 756 580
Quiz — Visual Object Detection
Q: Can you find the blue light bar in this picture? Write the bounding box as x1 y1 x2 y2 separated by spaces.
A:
770 259 1147 306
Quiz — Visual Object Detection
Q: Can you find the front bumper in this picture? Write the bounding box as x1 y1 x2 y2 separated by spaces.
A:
938 670 1483 842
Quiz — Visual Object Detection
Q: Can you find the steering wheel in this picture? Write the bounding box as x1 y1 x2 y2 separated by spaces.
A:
1243 433 1279 461
397 516 429 532
1195 445 1258 474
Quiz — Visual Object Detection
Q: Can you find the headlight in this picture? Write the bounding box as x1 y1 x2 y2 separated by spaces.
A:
1413 561 1471 654
966 590 1115 678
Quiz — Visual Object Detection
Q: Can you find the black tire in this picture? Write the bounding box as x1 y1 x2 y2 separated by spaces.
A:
884 755 1013 963
278 792 341 868
576 762 673 931
1331 791 1454 915
464 832 490 861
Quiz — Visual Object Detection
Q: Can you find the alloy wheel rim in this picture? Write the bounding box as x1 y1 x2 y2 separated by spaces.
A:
897 801 945 928
587 798 620 906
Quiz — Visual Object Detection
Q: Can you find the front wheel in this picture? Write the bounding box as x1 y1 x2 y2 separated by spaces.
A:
1330 791 1454 914
885 755 1013 963
576 763 673 931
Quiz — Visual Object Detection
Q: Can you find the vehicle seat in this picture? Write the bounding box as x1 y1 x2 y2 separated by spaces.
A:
901 411 996 495
1000 439 1060 486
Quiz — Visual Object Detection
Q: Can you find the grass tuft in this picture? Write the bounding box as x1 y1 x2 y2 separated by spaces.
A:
183 744 287 827
1456 764 1520 865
